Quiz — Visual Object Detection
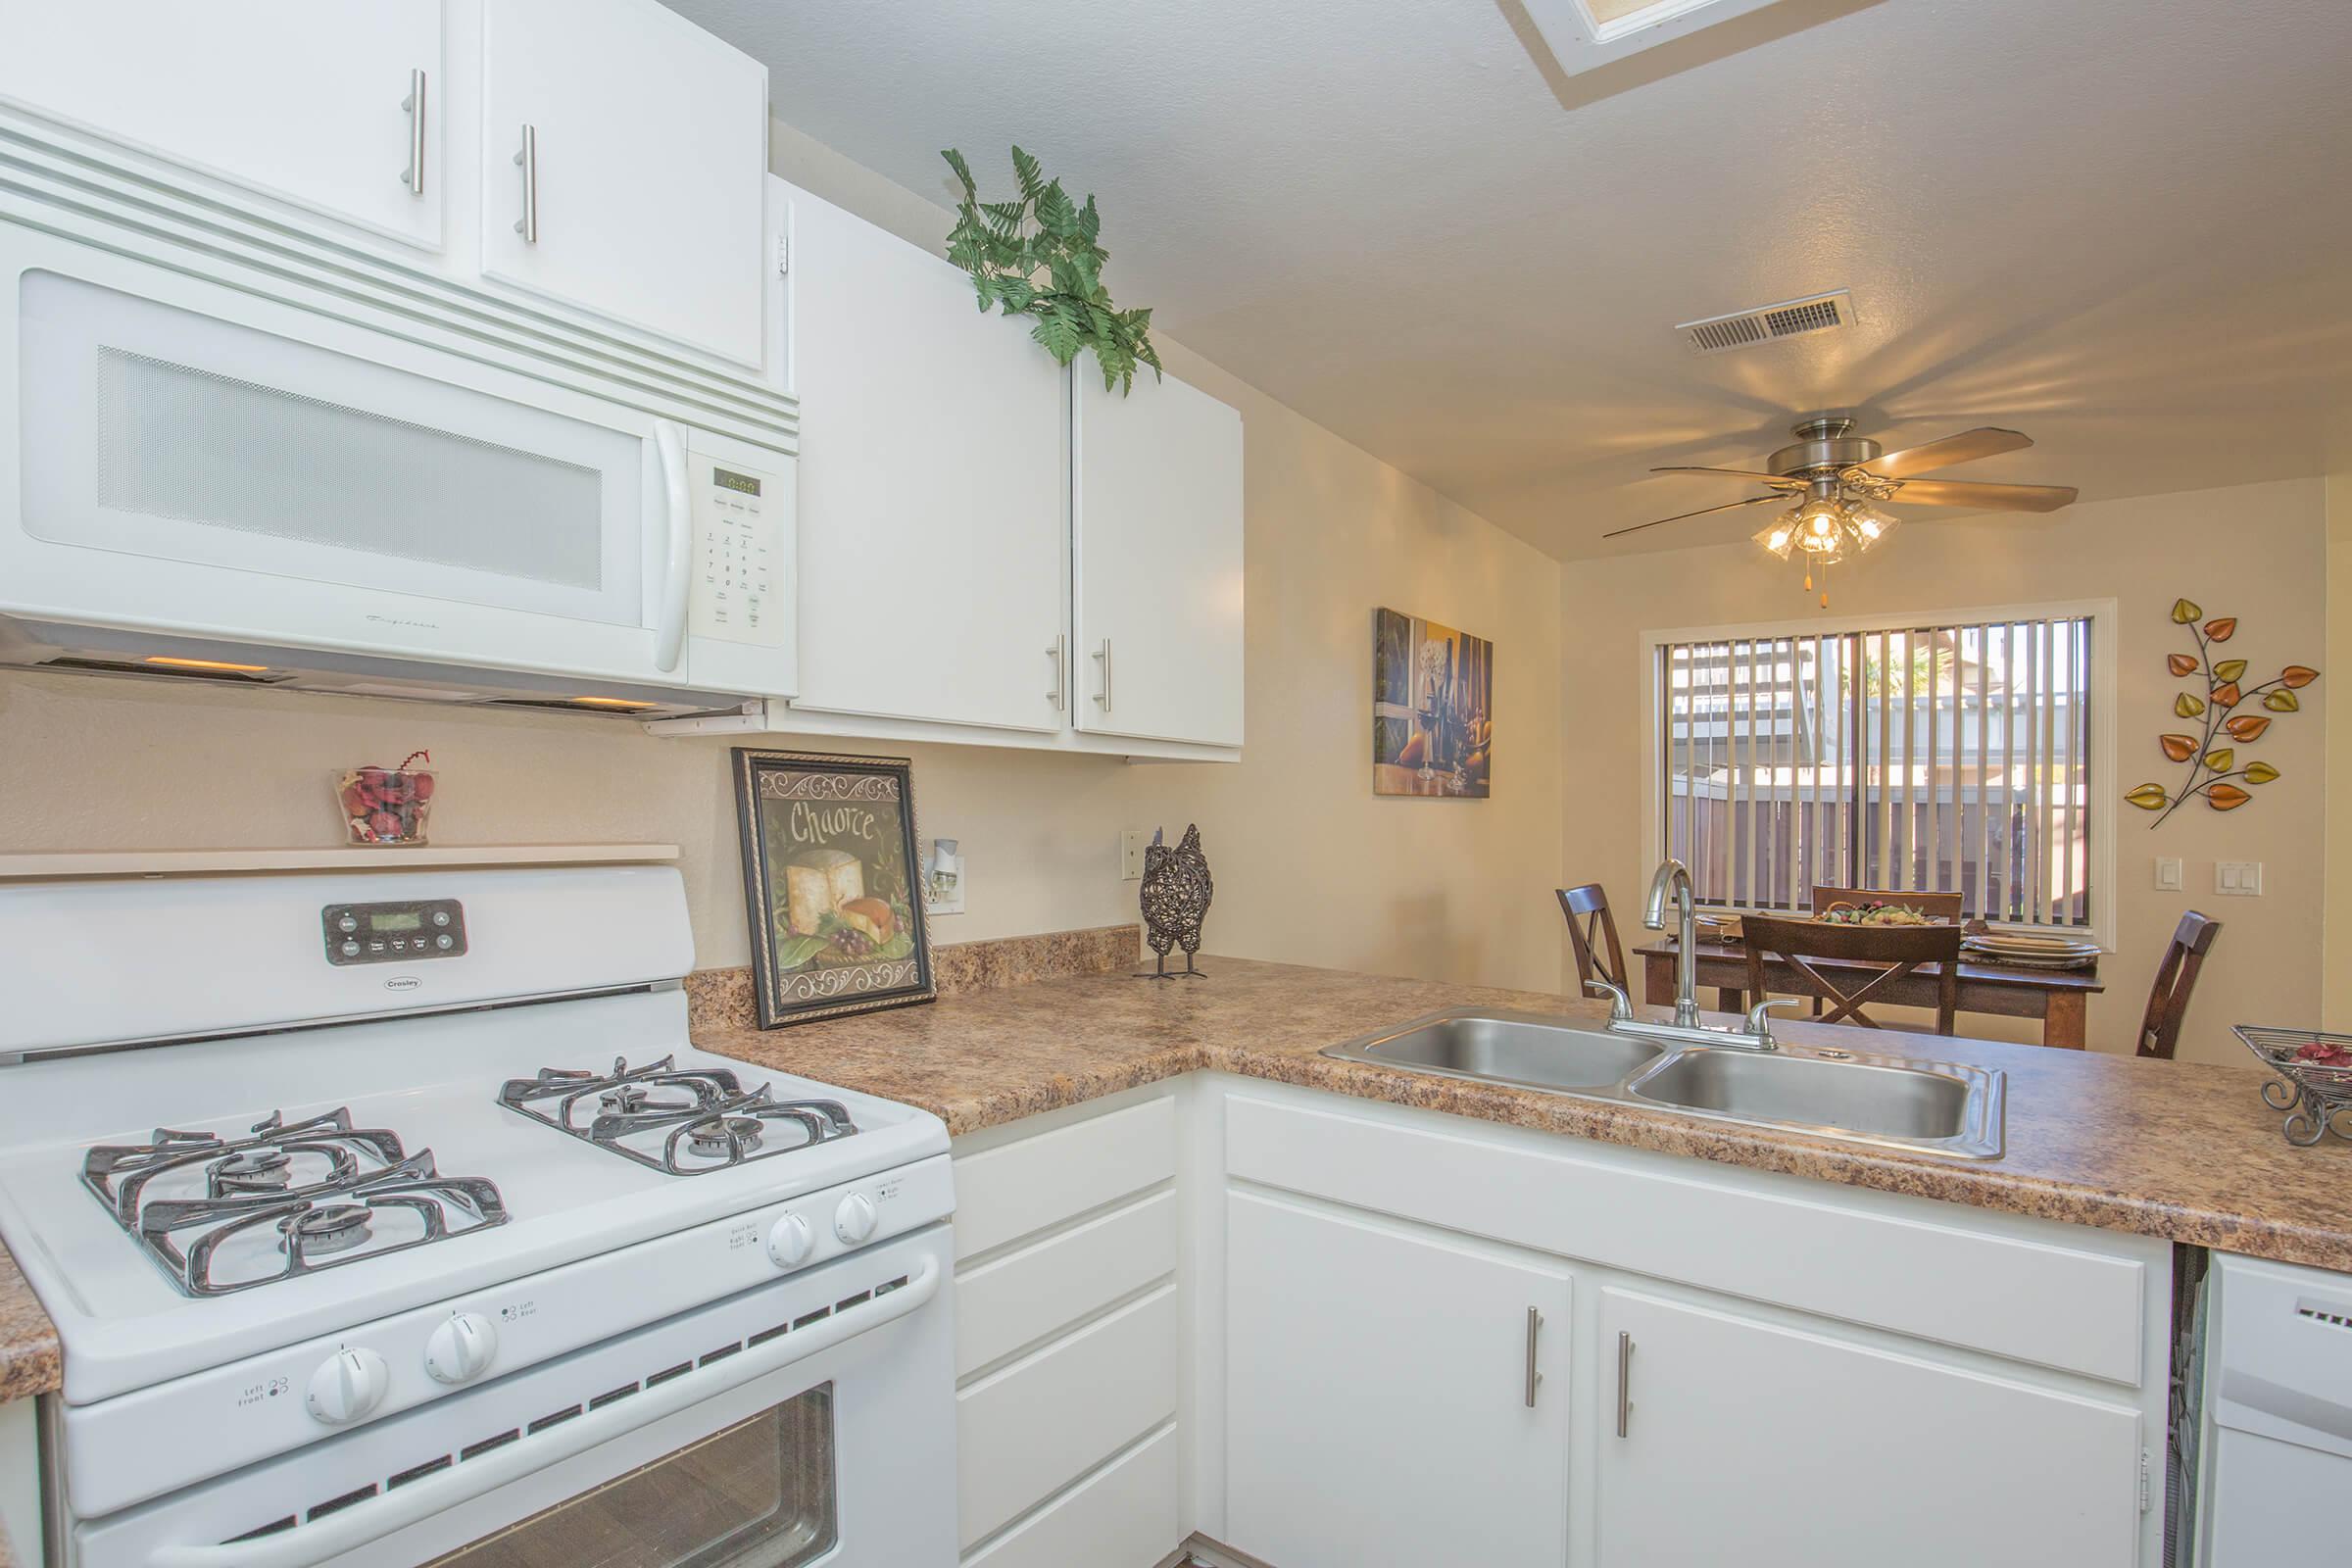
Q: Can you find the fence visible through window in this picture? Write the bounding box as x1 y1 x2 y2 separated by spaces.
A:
1656 617 2094 929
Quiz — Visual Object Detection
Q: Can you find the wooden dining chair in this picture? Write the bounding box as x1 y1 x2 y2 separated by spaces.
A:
1742 914 1963 1035
1556 884 1630 996
1810 885 1965 922
2134 911 2221 1059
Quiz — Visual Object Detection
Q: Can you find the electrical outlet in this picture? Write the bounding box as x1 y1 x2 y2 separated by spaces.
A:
2154 857 2182 892
1121 829 1149 881
2216 860 2264 896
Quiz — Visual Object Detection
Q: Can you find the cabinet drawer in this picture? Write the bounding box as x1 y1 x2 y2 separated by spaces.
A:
958 1190 1178 1377
963 1423 1180 1568
957 1285 1181 1547
954 1097 1177 1260
1226 1091 2151 1386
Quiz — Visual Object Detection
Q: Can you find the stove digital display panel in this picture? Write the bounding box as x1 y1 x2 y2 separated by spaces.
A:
322 899 466 964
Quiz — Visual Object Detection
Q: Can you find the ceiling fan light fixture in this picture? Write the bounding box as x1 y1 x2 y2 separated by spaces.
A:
1753 518 1797 559
1845 502 1897 552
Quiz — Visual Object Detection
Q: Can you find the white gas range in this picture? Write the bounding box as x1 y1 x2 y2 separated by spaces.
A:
0 864 956 1568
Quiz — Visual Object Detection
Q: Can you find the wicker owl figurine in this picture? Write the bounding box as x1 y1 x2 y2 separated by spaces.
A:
1138 823 1213 979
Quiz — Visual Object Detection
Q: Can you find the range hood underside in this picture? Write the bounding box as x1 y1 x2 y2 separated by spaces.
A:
0 617 760 721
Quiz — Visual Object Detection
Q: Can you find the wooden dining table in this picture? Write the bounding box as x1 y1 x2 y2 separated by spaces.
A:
1633 936 2105 1049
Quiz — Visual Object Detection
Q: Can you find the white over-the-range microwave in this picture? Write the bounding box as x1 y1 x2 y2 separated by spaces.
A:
0 166 798 719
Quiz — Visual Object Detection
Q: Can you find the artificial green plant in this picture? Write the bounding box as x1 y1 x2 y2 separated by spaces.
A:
941 145 1161 394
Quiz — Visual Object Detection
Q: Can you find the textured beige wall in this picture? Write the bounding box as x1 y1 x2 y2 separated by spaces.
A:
0 123 1566 994
1559 477 2328 1065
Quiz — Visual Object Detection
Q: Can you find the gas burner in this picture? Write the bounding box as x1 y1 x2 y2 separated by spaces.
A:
208 1147 295 1196
500 1055 859 1176
279 1201 371 1256
601 1081 698 1116
684 1115 765 1156
80 1108 507 1297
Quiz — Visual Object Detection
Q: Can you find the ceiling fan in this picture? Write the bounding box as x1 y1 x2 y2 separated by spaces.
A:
1607 415 2080 604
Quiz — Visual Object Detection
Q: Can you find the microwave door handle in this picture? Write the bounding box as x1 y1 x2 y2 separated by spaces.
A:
652 420 693 672
146 1255 942 1568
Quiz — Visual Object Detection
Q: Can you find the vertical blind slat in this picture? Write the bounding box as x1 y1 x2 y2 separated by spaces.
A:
1811 634 1828 896
1926 631 1942 891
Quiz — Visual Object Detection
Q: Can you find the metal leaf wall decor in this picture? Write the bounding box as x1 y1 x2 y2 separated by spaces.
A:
2126 598 2317 827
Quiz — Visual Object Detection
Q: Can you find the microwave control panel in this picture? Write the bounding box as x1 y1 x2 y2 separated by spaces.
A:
689 454 788 648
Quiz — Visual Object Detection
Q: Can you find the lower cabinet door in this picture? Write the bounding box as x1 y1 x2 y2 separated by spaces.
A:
1225 1192 1571 1568
1594 1287 2145 1567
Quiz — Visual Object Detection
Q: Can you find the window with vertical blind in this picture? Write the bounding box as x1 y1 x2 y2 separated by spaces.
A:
1650 608 2110 933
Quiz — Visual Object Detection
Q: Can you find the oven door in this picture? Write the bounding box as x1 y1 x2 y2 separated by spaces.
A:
74 1227 955 1568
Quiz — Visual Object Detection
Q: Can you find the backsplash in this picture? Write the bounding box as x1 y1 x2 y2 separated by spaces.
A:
684 922 1143 1032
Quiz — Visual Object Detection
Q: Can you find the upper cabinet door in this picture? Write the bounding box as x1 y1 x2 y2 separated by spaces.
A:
784 183 1066 732
1072 368 1245 748
0 2 445 249
478 0 767 367
1224 1193 1572 1568
1593 1287 2145 1567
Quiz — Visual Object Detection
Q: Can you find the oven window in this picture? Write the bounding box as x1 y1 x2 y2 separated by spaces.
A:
424 1385 837 1567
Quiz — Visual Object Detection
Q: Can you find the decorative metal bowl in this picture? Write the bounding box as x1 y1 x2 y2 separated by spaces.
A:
2234 1025 2352 1146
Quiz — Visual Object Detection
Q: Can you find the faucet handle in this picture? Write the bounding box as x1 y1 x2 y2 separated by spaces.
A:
1585 979 1636 1023
1745 996 1800 1046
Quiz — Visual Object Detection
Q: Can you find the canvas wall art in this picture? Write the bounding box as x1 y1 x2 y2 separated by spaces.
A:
732 749 935 1027
1373 608 1493 799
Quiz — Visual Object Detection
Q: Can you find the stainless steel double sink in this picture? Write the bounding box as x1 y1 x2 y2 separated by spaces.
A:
1321 1008 2005 1159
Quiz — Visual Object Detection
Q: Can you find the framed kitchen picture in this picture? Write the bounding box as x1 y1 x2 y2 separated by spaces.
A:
731 749 936 1027
1372 607 1493 799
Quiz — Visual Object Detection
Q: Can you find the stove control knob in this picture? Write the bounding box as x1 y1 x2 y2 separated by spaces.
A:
307 1347 390 1425
833 1193 878 1246
766 1212 815 1268
424 1312 499 1385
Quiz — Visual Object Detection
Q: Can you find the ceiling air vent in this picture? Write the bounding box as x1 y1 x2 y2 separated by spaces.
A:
1678 290 1855 356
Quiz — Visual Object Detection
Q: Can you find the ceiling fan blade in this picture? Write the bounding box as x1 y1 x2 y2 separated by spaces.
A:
1853 427 2033 480
1603 493 1786 539
1649 466 1803 485
1886 479 2079 513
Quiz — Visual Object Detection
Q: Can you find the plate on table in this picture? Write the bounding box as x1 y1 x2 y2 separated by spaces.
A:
1964 931 2101 969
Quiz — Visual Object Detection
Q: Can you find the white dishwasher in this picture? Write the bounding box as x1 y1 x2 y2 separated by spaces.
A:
2199 1252 2352 1564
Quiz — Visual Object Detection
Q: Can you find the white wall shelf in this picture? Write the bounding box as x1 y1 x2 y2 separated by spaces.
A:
0 845 680 879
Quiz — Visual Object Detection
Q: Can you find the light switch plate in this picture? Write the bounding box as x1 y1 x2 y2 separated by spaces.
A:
2216 860 2263 896
1120 829 1149 881
2154 857 2182 891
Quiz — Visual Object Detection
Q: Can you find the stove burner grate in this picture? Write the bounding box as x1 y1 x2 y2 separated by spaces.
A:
80 1108 508 1297
500 1055 859 1176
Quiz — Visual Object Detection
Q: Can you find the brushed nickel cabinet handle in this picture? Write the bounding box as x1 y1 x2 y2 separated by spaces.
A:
1047 635 1067 710
1524 1307 1543 1408
1093 639 1111 711
400 70 427 195
513 123 538 241
1616 1330 1636 1438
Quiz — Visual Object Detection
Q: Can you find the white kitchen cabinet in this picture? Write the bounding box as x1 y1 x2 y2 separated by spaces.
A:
951 1088 1185 1565
1072 368 1246 748
1224 1191 1572 1568
0 2 445 249
786 184 1068 732
1592 1286 2145 1567
478 0 768 366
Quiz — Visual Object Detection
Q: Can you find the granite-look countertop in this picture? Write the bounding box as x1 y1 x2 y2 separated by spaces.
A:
696 955 2352 1272
0 1238 59 1404
4 954 2339 1424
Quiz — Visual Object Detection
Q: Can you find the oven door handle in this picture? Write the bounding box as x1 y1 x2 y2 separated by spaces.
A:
147 1256 941 1568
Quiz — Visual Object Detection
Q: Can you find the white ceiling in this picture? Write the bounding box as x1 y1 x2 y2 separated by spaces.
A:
667 0 2352 560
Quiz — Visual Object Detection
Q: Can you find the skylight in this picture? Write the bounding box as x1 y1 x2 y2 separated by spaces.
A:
1522 0 1795 75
